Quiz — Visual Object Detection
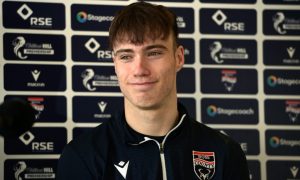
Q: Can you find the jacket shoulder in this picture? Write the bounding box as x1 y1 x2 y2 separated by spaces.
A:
190 119 241 149
57 122 111 179
68 121 113 159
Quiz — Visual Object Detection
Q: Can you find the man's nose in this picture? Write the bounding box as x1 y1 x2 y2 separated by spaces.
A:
133 56 150 76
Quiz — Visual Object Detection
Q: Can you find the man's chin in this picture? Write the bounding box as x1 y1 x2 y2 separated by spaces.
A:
130 100 161 111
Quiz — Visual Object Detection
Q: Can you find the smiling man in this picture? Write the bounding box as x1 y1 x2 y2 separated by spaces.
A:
57 2 250 180
112 31 184 137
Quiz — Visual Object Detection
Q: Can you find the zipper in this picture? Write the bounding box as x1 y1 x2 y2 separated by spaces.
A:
130 138 167 180
129 114 187 180
155 114 186 180
159 142 167 180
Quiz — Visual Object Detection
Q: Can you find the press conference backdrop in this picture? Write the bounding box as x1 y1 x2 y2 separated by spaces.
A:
0 0 299 179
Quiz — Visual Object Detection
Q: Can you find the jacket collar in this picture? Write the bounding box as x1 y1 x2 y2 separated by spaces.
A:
116 103 190 145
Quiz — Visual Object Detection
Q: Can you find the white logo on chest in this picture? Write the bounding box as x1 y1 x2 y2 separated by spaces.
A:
114 161 129 179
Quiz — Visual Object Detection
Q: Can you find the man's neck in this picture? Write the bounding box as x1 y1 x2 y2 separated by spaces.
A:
124 100 179 137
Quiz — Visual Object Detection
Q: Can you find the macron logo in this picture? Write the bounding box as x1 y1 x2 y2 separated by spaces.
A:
31 70 41 81
114 161 129 179
98 101 107 113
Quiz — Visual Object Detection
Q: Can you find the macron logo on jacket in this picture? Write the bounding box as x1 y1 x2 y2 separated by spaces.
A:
114 161 130 179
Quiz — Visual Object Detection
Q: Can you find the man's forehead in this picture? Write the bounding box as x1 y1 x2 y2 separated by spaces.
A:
113 35 172 51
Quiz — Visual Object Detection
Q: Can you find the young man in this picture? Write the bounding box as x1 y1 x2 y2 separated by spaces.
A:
57 2 250 180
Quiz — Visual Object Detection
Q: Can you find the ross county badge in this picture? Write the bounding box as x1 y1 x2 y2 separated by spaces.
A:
193 151 215 180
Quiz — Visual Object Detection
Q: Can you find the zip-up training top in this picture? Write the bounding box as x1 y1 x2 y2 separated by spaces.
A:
57 103 250 180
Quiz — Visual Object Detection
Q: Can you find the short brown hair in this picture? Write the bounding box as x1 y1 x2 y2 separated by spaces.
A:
109 2 178 50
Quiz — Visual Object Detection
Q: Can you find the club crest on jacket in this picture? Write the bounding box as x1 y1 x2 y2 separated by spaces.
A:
193 151 215 180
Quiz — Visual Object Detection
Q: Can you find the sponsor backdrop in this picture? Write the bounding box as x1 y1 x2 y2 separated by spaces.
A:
0 0 299 179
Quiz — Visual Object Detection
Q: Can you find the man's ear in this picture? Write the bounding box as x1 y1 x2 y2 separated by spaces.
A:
175 45 185 72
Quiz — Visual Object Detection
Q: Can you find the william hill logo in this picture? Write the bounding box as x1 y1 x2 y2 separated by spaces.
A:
267 75 300 87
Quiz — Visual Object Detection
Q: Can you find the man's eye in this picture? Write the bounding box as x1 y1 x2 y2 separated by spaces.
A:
119 55 132 61
148 51 162 57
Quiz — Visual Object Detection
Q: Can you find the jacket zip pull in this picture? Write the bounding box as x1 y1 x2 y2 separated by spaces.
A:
159 143 164 153
159 143 167 180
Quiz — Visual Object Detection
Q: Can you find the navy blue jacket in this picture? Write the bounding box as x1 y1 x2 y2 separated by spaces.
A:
57 104 249 180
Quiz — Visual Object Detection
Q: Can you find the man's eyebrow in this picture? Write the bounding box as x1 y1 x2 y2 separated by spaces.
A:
144 44 168 51
113 49 134 56
113 44 168 56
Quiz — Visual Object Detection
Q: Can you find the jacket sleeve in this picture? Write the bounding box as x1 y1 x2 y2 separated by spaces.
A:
56 145 94 180
223 140 250 180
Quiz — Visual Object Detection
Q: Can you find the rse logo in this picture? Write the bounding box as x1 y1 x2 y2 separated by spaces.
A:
85 38 112 59
212 10 245 32
5 128 66 154
200 8 256 35
32 142 54 151
30 17 52 26
17 4 52 27
19 131 54 151
3 1 65 30
72 36 113 62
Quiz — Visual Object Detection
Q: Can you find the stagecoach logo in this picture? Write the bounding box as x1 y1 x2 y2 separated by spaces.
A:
77 11 88 23
210 41 248 64
193 151 215 180
28 97 45 119
76 11 114 23
81 68 118 91
221 70 237 92
207 105 217 117
207 104 254 117
267 75 278 87
273 12 300 35
267 75 300 87
269 136 300 148
286 100 300 122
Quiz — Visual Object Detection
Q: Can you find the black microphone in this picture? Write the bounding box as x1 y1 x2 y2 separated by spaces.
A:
0 98 36 137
